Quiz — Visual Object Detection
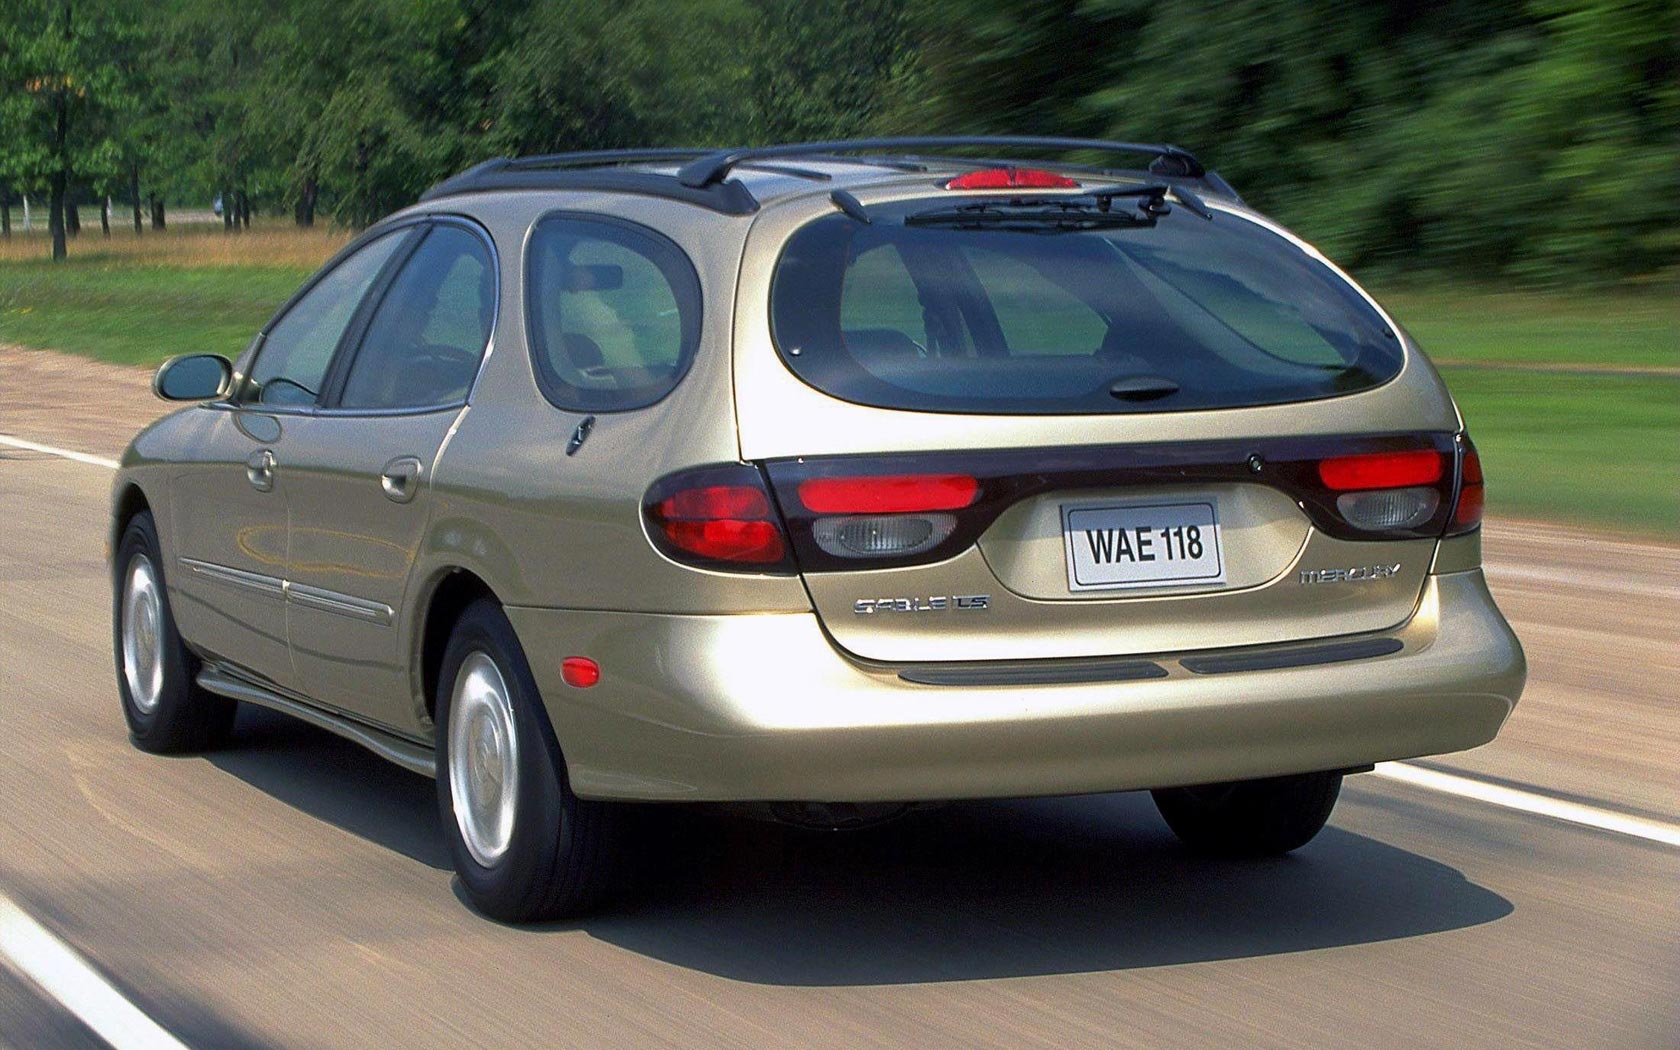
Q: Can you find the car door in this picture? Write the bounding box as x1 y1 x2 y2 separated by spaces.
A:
166 227 414 693
279 218 498 732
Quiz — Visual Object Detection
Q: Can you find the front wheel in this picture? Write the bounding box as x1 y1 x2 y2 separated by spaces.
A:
113 511 236 753
1151 771 1343 857
435 599 621 921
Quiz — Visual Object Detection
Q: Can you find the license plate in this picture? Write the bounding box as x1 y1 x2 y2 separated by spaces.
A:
1062 501 1224 591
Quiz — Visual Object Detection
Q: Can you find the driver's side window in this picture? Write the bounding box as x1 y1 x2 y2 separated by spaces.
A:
338 224 496 410
245 230 408 406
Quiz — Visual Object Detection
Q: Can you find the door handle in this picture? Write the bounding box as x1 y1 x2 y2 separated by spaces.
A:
380 456 424 504
246 449 276 492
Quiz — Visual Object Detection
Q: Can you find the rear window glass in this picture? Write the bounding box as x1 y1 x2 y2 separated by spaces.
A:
771 198 1403 414
526 215 702 412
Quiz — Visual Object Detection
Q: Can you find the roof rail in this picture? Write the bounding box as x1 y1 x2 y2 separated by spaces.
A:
418 153 761 214
676 137 1206 188
499 149 712 171
418 138 1227 215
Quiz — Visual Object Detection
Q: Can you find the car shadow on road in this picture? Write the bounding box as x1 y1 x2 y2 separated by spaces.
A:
581 792 1514 986
207 705 450 870
208 707 1513 985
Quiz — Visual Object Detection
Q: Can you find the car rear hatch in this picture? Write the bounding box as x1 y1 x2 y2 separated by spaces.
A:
729 176 1475 664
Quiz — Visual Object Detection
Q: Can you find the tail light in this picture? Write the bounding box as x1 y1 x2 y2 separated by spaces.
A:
751 433 1475 575
797 473 978 563
1312 440 1484 536
1317 450 1443 491
798 474 979 513
1447 437 1485 534
1317 449 1446 533
642 464 795 572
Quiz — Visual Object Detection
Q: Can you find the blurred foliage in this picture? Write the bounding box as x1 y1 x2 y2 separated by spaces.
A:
1 0 1675 280
912 0 1680 281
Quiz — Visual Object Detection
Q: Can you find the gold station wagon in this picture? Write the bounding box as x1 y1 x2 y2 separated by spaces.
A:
110 137 1526 920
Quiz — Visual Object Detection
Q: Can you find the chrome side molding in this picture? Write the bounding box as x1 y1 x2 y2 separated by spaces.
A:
178 557 394 626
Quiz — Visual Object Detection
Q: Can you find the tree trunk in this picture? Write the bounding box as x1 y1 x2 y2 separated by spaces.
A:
295 172 317 227
101 197 111 236
130 160 142 234
222 186 233 231
67 198 80 236
49 170 67 261
237 189 250 230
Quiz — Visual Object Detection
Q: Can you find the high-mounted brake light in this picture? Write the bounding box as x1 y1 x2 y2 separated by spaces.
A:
1317 450 1445 492
798 474 981 514
643 465 794 570
944 168 1079 190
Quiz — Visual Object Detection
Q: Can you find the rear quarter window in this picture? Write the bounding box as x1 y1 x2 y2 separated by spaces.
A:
525 214 703 413
770 198 1403 415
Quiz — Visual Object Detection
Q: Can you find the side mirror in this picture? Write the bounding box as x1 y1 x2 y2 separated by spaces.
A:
153 354 232 401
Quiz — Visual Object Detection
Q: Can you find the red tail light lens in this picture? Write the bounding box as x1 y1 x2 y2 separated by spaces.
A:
798 474 980 514
643 465 794 571
1318 450 1445 491
1449 442 1485 533
944 168 1079 190
661 485 770 521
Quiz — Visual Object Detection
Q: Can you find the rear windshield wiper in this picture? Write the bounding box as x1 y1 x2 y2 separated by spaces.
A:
904 182 1212 232
1087 183 1214 220
904 200 1159 233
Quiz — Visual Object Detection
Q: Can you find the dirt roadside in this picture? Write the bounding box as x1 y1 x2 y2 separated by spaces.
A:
4 342 1676 816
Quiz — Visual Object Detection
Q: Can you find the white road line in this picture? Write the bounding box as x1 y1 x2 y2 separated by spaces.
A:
1372 762 1680 848
0 434 121 470
0 895 190 1050
6 431 1678 852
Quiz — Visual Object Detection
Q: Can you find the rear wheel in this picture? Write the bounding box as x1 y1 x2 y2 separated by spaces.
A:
435 599 620 921
113 511 236 752
1151 771 1342 857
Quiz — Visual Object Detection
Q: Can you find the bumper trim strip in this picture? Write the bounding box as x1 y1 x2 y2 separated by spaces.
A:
1181 636 1402 675
899 659 1168 688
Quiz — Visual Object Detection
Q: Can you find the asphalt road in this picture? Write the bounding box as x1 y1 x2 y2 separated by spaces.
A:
2 356 1677 1048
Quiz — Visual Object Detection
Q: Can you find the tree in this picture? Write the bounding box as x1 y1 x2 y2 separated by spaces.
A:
3 0 137 259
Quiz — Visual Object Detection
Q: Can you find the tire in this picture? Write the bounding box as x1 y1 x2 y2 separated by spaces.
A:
113 511 237 753
1151 771 1343 857
435 599 620 921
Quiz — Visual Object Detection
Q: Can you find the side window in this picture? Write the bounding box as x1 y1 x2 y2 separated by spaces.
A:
525 215 702 412
247 230 407 406
339 224 496 410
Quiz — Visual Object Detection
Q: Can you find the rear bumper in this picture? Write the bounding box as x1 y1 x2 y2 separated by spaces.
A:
508 568 1524 802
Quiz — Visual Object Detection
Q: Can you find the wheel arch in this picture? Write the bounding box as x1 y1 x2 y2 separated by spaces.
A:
110 481 154 571
412 567 503 728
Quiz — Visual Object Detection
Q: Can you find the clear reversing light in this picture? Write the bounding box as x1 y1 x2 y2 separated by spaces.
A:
812 514 956 558
1336 487 1440 531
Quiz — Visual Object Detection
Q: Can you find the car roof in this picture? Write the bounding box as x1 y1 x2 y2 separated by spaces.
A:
417 138 1244 218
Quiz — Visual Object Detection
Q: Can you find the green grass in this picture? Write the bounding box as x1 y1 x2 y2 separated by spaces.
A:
1441 368 1678 536
0 260 313 365
1374 286 1680 369
1 235 1674 535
